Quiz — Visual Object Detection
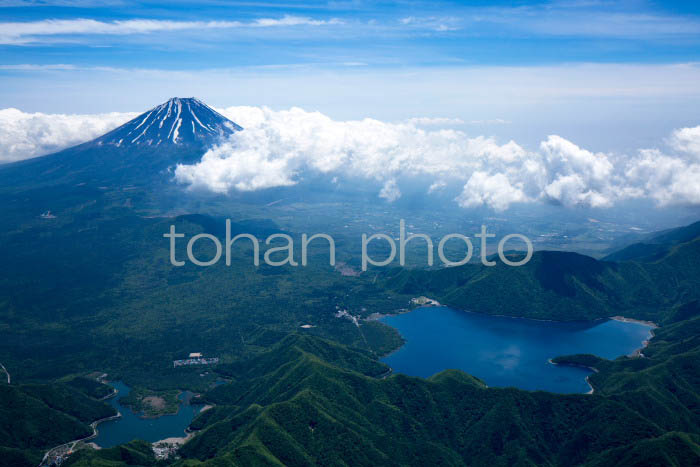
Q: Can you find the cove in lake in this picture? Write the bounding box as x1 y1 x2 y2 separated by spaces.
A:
380 307 653 394
94 381 201 448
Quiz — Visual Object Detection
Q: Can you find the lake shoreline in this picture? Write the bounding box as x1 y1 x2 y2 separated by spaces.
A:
547 358 600 394
92 381 201 449
371 303 661 329
609 315 658 328
547 315 658 394
40 387 122 466
369 302 620 325
121 390 187 420
153 431 195 446
609 316 657 357
365 298 442 322
377 306 656 394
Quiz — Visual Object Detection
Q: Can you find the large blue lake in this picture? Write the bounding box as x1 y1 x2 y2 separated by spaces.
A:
94 381 202 448
380 307 653 394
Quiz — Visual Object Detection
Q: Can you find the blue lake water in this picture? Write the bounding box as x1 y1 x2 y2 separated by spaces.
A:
94 381 202 448
380 307 653 394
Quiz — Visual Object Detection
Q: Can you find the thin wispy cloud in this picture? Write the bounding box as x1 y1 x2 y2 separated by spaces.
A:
0 63 77 70
399 16 460 32
392 0 700 40
406 117 465 126
495 10 700 38
0 16 343 44
398 9 700 39
3 2 698 48
0 0 119 5
1 0 699 72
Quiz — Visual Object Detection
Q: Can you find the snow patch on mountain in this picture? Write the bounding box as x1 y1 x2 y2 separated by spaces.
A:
97 97 242 147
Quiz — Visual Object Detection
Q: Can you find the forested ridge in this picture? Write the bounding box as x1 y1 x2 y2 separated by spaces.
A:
1 173 699 466
64 225 700 466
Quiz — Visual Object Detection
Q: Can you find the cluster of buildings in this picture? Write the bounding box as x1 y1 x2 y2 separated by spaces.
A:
152 441 180 460
410 296 441 306
173 352 219 368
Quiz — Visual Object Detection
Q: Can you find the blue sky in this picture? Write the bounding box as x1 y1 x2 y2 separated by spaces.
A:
2 0 700 69
1 0 700 152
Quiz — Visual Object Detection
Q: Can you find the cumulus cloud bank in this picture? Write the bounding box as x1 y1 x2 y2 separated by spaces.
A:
174 106 700 210
1 104 699 211
0 108 135 163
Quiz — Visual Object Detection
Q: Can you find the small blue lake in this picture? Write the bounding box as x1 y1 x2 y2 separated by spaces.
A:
94 381 202 448
380 307 653 394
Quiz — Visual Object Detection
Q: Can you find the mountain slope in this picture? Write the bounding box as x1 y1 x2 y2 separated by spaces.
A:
96 97 241 148
16 221 700 466
166 327 700 467
0 381 116 467
604 220 700 262
380 229 700 322
0 97 241 191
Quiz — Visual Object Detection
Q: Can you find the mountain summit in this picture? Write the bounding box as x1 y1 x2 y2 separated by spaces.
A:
96 97 242 148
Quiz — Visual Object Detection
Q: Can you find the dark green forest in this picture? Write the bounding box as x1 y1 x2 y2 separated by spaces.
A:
1 136 700 466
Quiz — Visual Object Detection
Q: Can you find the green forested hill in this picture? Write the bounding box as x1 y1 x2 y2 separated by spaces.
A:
584 432 700 467
0 381 116 466
382 235 700 322
42 225 700 466
603 220 700 262
162 227 700 466
152 324 699 467
1 186 699 466
60 440 158 467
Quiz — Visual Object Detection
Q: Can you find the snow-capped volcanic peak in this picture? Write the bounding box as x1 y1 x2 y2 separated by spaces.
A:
98 97 242 147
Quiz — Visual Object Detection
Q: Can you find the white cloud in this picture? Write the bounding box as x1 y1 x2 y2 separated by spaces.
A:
176 105 527 203
0 64 77 70
398 16 460 32
428 180 447 193
539 135 617 208
505 11 700 38
379 179 401 202
2 104 699 210
0 16 341 44
456 172 528 211
0 108 135 163
173 126 298 193
401 7 700 39
625 145 700 206
252 16 342 27
175 107 700 210
669 126 700 160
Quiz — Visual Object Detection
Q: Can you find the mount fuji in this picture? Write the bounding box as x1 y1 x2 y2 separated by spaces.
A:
0 97 242 191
